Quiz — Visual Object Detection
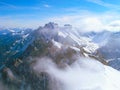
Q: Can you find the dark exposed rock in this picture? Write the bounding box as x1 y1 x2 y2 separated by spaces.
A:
0 22 108 90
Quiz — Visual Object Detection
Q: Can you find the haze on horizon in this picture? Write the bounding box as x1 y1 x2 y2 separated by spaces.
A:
0 0 120 32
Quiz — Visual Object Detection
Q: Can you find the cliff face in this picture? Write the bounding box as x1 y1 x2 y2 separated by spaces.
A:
1 22 120 90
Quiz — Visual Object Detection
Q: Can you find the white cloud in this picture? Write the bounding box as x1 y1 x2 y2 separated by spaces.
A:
1 11 120 32
46 12 120 32
87 0 120 10
43 4 51 8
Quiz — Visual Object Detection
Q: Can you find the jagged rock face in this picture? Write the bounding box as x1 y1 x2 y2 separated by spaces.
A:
0 22 108 90
83 31 120 70
94 32 120 70
0 28 34 69
44 22 58 29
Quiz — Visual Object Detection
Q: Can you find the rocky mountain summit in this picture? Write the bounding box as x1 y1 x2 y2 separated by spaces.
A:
0 22 120 90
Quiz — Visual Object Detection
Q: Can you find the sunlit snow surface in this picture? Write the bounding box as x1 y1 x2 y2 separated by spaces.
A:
1 24 120 90
34 57 120 90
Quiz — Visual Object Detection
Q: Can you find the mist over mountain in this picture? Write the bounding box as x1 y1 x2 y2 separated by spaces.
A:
83 30 120 70
0 22 120 90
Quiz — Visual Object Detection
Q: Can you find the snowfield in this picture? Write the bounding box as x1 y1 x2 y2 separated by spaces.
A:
1 23 120 90
34 57 120 90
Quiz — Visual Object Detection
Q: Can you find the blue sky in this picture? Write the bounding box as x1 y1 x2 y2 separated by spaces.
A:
0 0 107 17
0 0 120 31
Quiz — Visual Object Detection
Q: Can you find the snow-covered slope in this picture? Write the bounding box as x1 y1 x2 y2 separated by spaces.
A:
35 22 99 54
83 30 120 70
0 22 120 90
33 57 120 90
0 28 34 68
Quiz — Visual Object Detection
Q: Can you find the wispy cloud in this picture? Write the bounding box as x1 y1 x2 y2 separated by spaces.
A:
0 1 49 10
46 11 120 32
1 11 120 32
0 1 16 8
62 7 88 14
43 4 51 8
87 0 120 10
0 1 120 32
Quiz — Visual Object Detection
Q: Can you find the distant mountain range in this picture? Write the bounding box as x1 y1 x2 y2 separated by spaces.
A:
0 22 120 90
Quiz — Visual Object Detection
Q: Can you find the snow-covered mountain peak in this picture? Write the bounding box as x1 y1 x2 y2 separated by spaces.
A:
1 22 120 90
35 22 99 55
